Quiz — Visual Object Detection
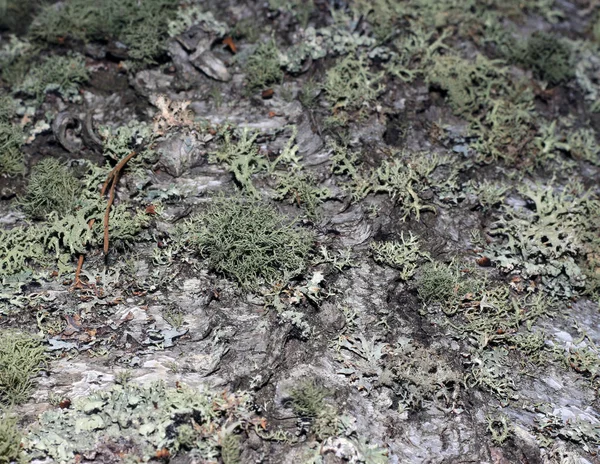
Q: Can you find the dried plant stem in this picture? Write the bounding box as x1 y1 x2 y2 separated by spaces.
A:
73 151 136 287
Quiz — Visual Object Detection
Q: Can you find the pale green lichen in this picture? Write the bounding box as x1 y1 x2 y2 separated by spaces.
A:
211 128 266 196
24 382 254 462
386 337 461 412
324 54 384 112
1 162 151 277
17 53 89 104
0 331 47 406
244 39 284 93
370 232 430 279
29 0 179 68
0 93 24 176
486 183 599 298
0 412 25 464
19 158 81 219
509 32 574 85
181 195 314 290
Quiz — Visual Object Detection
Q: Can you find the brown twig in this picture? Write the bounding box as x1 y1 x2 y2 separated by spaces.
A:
103 171 119 254
73 151 136 287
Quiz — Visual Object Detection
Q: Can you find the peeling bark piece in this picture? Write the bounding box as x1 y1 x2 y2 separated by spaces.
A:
52 112 83 153
189 49 231 82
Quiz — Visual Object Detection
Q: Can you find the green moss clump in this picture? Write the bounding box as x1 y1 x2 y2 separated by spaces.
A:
0 331 46 405
18 54 89 103
244 39 284 93
186 196 314 290
324 54 384 111
29 0 178 68
510 32 573 85
20 158 81 219
0 413 25 464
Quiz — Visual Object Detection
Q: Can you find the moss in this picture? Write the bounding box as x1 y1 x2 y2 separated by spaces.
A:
244 39 284 93
0 331 46 406
510 32 573 85
185 195 314 290
18 53 89 104
29 0 178 68
0 413 25 464
20 158 81 219
324 54 384 112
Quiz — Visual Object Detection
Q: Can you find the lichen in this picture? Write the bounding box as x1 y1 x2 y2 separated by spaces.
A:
0 412 25 464
24 382 254 462
370 232 430 279
0 331 47 406
509 32 574 85
29 0 179 69
324 54 384 112
19 158 81 219
243 39 284 93
181 195 314 290
17 53 89 104
486 183 599 298
0 99 24 176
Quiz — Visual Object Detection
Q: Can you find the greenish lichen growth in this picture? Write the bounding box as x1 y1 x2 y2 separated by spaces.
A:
486 183 599 298
426 54 508 117
289 380 346 441
211 128 267 197
274 172 330 220
0 0 38 33
24 382 254 462
17 54 89 104
0 331 46 406
29 0 179 69
0 412 25 464
324 54 384 112
289 380 330 418
370 232 430 279
1 162 151 277
244 39 284 93
510 32 574 85
182 195 314 290
19 158 81 219
329 143 437 219
386 337 461 412
0 94 24 176
416 261 460 305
